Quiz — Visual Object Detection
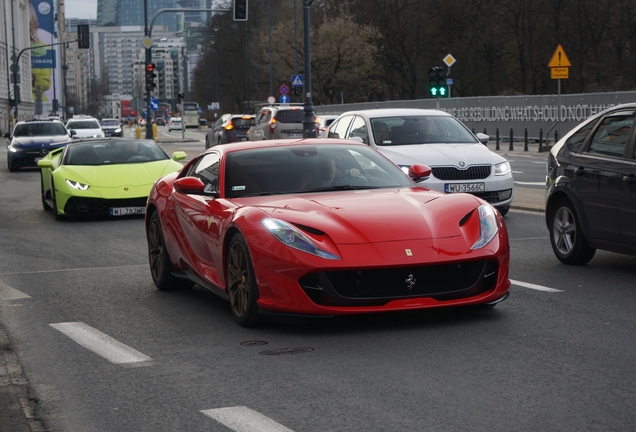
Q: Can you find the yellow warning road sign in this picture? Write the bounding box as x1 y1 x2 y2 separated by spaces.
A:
548 44 571 68
551 67 569 79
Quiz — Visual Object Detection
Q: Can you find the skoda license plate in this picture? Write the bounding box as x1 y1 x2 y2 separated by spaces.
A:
110 207 145 216
288 132 303 138
445 183 485 193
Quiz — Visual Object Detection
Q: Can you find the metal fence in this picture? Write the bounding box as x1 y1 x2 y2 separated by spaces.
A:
315 91 636 143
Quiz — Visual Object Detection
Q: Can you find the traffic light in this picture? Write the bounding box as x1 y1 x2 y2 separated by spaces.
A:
77 24 90 49
145 63 157 92
233 0 248 21
428 67 447 98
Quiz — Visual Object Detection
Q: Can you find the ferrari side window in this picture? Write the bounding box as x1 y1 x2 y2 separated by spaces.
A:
192 152 220 192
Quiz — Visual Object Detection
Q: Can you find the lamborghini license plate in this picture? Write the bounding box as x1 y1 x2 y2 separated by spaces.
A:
110 207 145 216
445 183 485 193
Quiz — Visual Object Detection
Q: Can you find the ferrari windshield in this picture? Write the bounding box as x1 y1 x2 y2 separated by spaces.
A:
14 122 67 137
225 144 414 198
371 116 477 145
64 140 170 166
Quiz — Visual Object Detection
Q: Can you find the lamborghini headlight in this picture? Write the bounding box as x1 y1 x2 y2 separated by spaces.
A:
262 218 340 260
471 204 499 250
65 179 90 190
494 161 511 176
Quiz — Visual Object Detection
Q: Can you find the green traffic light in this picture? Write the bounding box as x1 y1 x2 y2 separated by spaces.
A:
431 88 438 96
439 87 446 96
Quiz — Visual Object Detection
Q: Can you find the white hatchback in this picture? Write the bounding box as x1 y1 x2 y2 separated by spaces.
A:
324 108 514 215
168 117 183 131
66 116 105 139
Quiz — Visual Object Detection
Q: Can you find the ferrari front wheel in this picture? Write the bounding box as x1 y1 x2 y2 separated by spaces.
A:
147 211 194 291
226 233 260 327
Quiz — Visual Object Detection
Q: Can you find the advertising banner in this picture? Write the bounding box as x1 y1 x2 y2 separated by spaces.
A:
29 0 61 113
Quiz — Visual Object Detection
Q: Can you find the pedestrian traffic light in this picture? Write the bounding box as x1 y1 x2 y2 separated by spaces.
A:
428 67 447 98
233 0 248 21
145 63 157 92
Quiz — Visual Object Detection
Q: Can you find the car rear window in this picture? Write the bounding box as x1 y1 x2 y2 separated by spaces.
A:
68 120 100 129
231 117 254 127
275 109 304 123
100 120 119 127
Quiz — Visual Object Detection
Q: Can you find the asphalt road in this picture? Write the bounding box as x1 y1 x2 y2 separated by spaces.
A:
1 140 635 431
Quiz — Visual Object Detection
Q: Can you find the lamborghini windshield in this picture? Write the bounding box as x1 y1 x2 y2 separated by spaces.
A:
64 140 170 166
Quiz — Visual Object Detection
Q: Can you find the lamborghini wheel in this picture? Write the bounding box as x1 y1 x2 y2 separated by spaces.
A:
51 180 63 220
147 211 193 291
40 173 52 211
226 233 260 327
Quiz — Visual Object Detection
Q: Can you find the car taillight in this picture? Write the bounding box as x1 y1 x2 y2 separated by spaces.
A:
225 120 234 131
269 118 277 134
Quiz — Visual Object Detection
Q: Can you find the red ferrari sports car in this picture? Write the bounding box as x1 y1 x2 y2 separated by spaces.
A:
146 139 510 326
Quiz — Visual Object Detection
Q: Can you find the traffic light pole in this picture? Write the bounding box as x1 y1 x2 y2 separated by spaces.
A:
302 0 316 138
143 7 230 140
10 41 75 130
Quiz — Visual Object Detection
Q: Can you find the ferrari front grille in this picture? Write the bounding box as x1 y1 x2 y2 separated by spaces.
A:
432 165 491 180
299 260 498 306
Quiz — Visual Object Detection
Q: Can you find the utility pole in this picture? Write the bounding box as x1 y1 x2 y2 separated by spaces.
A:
302 0 315 138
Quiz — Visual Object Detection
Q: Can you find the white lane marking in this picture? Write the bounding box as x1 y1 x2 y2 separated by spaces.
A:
0 281 31 300
510 279 563 293
0 264 146 276
50 322 152 365
514 181 545 186
512 170 524 174
201 406 295 432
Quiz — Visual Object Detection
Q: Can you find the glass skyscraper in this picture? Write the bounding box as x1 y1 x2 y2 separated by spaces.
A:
96 0 180 32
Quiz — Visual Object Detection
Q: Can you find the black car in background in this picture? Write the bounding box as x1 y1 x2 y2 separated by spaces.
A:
155 118 166 126
205 114 255 148
99 118 123 137
5 120 72 171
546 103 636 264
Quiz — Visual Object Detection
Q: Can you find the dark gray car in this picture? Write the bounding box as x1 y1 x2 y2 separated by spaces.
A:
546 102 636 264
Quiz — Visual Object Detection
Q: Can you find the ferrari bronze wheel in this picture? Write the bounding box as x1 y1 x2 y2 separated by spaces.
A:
147 211 193 291
226 233 260 327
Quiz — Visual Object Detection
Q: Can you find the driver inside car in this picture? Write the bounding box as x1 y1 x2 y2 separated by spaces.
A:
116 142 144 162
305 153 363 189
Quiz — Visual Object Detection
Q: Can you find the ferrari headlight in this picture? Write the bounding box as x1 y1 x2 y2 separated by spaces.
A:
262 218 340 260
65 179 90 190
471 204 499 250
494 161 511 176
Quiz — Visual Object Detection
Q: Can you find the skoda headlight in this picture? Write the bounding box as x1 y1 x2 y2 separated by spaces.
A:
262 218 340 260
494 161 511 176
471 204 499 250
65 179 90 190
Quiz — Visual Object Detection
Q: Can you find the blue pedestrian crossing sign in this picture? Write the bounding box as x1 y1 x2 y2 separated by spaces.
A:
291 75 303 87
149 96 159 111
279 95 290 104
197 107 203 114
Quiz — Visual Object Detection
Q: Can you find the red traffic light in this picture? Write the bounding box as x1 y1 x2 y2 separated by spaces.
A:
146 63 156 72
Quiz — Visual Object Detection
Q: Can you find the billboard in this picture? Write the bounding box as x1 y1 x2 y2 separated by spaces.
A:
29 0 61 114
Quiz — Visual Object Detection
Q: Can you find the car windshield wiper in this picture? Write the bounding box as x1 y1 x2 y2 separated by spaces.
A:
302 185 382 192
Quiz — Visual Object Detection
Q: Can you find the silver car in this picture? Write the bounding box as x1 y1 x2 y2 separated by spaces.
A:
324 108 514 215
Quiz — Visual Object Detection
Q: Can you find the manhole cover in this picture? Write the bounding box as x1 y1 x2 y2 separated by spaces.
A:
259 347 314 356
240 340 268 346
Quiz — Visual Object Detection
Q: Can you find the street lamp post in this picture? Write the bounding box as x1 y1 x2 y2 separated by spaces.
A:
302 0 316 138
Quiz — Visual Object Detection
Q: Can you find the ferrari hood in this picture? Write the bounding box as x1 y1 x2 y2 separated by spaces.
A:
60 160 179 188
376 143 506 167
253 188 482 244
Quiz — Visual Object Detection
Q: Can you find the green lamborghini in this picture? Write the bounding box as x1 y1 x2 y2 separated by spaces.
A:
38 138 187 219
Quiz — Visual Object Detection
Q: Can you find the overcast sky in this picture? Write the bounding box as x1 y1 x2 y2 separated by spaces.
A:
64 0 97 19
